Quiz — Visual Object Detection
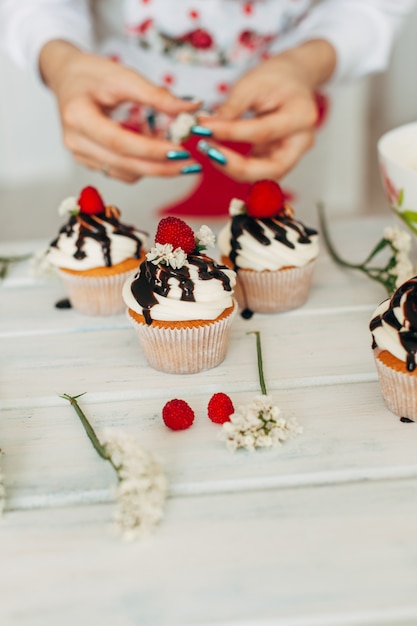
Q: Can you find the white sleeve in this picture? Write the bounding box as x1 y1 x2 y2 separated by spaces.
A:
274 0 417 82
0 0 94 77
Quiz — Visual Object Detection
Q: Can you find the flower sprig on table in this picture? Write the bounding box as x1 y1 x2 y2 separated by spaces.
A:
219 331 302 452
0 253 32 280
318 202 415 296
60 393 167 540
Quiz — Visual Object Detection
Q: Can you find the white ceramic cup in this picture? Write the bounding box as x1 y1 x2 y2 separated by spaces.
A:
377 121 417 231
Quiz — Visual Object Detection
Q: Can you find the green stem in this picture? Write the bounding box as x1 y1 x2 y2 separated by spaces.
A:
60 393 117 471
247 331 267 395
317 202 363 270
0 254 32 280
0 254 32 263
317 202 394 296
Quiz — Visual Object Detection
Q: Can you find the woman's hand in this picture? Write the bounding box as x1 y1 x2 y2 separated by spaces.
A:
39 40 201 182
195 40 336 182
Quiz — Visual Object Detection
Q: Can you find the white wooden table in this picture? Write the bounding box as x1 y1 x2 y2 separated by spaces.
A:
2 216 417 626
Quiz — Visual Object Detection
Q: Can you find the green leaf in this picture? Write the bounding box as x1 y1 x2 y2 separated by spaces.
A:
401 210 417 224
398 188 404 207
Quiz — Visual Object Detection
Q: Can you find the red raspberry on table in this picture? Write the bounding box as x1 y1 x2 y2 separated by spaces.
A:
245 180 284 218
78 186 105 215
155 217 196 254
162 399 195 430
208 393 234 424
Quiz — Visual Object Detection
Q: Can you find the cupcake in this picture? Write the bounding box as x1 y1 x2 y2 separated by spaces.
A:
46 186 147 316
217 180 319 316
123 217 237 374
370 276 417 420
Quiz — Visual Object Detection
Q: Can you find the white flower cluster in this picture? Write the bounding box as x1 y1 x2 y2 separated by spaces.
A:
229 198 246 216
29 248 56 278
102 429 167 541
58 196 79 216
219 395 302 453
384 226 415 287
146 243 187 269
168 112 196 144
196 225 215 249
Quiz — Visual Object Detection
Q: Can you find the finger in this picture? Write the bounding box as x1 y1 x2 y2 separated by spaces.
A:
211 81 256 120
198 131 314 182
70 131 199 179
200 98 317 144
62 98 191 160
107 65 202 117
74 155 141 184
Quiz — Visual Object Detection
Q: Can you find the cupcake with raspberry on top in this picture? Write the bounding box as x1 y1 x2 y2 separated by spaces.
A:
123 217 237 374
217 180 319 316
46 186 147 316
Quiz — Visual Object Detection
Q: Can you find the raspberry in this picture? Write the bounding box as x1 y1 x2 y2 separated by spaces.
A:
162 399 195 431
208 393 234 424
78 186 105 215
155 217 196 254
246 180 284 218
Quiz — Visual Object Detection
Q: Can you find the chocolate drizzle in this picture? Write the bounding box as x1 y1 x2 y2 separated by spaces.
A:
228 213 317 271
51 206 145 267
130 254 233 325
370 276 417 371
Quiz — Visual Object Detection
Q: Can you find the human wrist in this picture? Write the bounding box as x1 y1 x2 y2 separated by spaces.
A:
278 39 337 89
39 40 84 89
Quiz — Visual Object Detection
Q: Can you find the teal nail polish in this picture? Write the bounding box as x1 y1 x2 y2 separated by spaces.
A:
207 148 227 165
181 163 202 174
197 140 210 154
191 125 213 137
197 140 227 166
166 150 191 160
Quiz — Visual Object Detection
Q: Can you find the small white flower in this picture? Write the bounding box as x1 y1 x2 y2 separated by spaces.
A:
229 198 246 216
393 256 415 287
58 196 79 217
384 226 412 253
146 243 187 269
196 225 215 249
102 429 167 541
30 248 56 278
382 226 415 287
219 395 302 452
168 112 197 144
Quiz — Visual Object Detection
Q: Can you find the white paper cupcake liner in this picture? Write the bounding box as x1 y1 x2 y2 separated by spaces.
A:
58 268 137 316
127 301 237 374
235 261 316 313
374 353 417 419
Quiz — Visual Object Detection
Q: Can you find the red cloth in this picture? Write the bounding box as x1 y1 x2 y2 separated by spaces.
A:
158 136 252 218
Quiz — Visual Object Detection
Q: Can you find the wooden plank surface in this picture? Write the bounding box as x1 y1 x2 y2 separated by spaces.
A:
2 479 417 626
2 215 415 626
2 382 416 511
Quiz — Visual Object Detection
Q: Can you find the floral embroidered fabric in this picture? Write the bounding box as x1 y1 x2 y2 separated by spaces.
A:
101 0 311 108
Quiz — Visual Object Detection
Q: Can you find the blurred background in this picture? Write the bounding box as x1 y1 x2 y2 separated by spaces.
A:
1 2 417 242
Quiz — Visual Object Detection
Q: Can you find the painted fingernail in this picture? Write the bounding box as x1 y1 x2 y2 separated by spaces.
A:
166 149 191 160
191 125 213 137
181 163 202 175
197 140 228 166
146 110 156 132
181 96 202 104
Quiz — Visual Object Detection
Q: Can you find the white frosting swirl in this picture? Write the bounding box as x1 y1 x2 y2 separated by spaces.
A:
217 216 319 271
370 280 417 367
47 213 147 270
123 257 236 322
